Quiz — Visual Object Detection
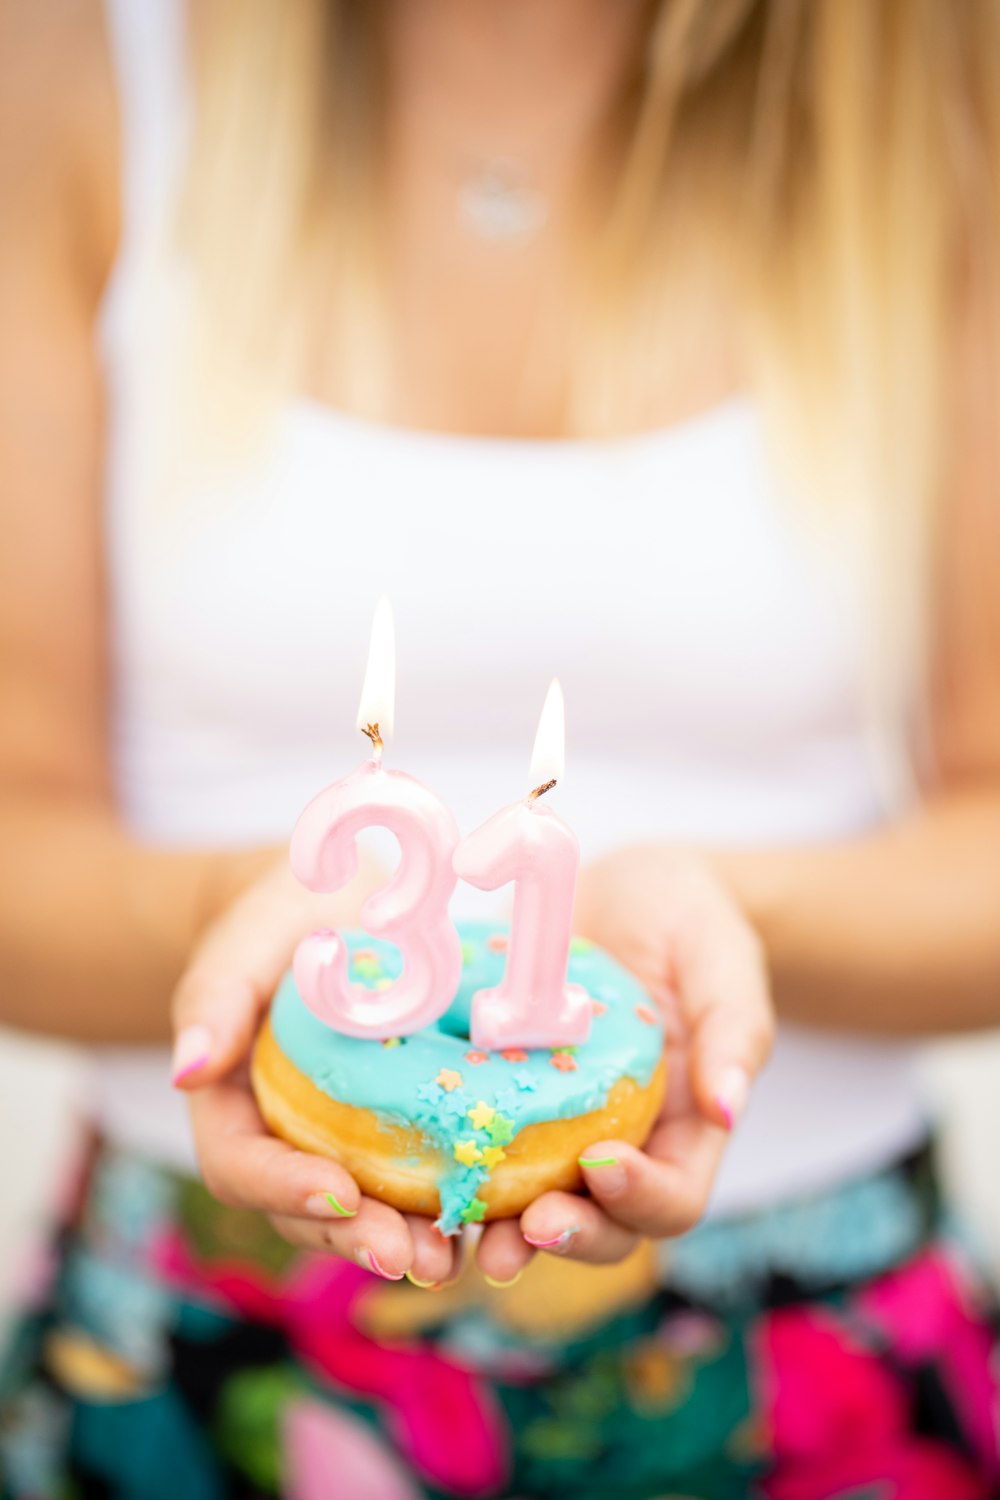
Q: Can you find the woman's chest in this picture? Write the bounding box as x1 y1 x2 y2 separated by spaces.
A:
109 400 871 778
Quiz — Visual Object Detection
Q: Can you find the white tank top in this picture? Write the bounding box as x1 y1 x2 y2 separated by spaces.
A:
94 0 927 1216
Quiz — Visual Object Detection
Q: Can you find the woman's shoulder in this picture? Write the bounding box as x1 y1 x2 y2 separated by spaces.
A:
0 0 119 294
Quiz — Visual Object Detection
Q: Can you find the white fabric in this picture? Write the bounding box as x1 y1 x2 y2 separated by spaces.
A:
93 0 928 1214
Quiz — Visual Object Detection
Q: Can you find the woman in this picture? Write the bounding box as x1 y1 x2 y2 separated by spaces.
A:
1 0 999 1495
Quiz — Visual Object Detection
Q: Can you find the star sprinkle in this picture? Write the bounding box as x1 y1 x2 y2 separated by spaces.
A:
486 1114 514 1147
467 1101 496 1131
453 1140 483 1167
635 1004 660 1026
461 1197 488 1224
500 1048 528 1063
382 1037 402 1048
493 1088 520 1115
481 1145 506 1169
569 937 593 956
513 1071 538 1092
590 999 608 1017
353 948 378 964
352 956 382 981
416 1081 442 1106
436 1069 463 1092
487 933 508 952
465 1050 490 1065
440 1092 469 1122
550 1052 578 1073
375 978 392 991
461 939 477 964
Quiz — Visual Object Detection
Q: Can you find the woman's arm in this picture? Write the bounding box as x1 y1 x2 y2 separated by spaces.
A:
712 789 1000 1035
581 301 1000 1038
719 295 1000 1035
0 2 275 1043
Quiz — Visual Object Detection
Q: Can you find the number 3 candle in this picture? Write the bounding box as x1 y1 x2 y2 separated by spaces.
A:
454 680 593 1052
290 599 463 1038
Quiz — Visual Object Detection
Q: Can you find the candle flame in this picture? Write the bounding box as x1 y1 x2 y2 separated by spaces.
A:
529 678 565 790
356 596 396 744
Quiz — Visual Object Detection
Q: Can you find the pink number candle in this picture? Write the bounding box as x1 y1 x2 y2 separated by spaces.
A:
453 680 592 1052
290 599 463 1039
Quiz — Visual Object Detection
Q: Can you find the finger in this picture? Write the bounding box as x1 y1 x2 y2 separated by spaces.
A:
673 905 773 1130
405 1216 459 1288
577 1122 726 1239
188 1078 362 1220
171 869 308 1086
172 855 380 1088
475 1218 536 1287
519 1191 638 1265
268 1196 414 1280
171 976 264 1090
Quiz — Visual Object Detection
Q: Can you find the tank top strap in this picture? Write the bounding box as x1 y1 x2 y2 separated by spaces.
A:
101 0 190 250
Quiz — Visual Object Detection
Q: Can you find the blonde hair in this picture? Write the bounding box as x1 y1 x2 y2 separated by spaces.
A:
176 0 1000 770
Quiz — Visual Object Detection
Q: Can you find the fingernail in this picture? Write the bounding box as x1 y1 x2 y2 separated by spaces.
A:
404 1269 441 1290
305 1192 358 1219
715 1065 751 1130
171 1025 213 1086
484 1270 524 1289
360 1248 404 1281
579 1157 627 1196
523 1227 579 1252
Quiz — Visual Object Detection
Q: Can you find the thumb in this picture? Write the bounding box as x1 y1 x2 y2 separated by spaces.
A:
170 863 313 1088
674 912 773 1132
171 974 266 1089
688 1001 769 1132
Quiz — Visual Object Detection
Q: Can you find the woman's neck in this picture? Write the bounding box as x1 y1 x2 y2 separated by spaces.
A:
381 0 650 190
310 0 740 440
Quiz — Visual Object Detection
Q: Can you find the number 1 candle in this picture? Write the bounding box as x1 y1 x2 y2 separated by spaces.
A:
453 680 592 1052
290 599 463 1039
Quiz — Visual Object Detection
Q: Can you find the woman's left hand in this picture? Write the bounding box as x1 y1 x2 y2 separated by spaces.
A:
476 848 774 1282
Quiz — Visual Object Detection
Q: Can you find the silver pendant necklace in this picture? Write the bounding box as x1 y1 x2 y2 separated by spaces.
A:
457 157 549 245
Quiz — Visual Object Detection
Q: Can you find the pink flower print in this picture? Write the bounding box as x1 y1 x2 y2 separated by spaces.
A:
153 1230 510 1497
754 1305 909 1463
853 1247 1000 1478
761 1439 989 1500
283 1398 423 1500
754 1284 995 1500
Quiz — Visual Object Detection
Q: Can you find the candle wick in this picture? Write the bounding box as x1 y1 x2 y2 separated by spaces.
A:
529 779 557 801
361 722 384 762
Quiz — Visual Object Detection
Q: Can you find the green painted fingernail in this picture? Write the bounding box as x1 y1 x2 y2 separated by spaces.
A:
324 1191 357 1218
484 1270 524 1289
404 1269 441 1289
578 1156 619 1168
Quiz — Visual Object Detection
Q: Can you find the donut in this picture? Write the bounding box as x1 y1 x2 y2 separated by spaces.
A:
252 920 666 1233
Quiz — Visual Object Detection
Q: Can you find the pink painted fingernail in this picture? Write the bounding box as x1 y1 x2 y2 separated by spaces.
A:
715 1065 751 1130
171 1025 213 1086
360 1248 404 1281
523 1227 579 1252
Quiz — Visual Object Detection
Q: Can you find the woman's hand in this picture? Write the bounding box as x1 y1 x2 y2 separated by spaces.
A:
171 854 461 1287
476 848 773 1283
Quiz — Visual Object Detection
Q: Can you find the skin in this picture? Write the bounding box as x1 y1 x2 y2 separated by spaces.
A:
1 0 998 1287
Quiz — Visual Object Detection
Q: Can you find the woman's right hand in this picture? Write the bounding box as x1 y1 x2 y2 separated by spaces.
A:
171 854 461 1287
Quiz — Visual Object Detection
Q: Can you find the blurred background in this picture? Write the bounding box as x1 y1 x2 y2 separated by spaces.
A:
2 1026 999 1315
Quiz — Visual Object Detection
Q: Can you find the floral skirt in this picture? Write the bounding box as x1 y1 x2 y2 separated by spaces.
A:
1 1131 998 1500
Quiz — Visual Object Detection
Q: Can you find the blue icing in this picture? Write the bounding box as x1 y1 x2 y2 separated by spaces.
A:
268 919 663 1234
